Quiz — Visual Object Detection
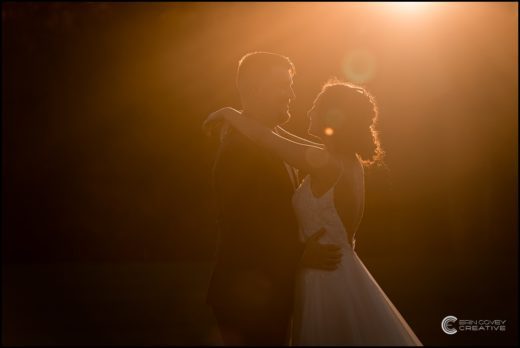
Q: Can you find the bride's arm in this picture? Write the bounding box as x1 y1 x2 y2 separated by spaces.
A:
274 126 325 149
203 108 324 148
204 108 338 176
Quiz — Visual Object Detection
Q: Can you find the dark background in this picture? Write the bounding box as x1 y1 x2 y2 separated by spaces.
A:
2 2 518 345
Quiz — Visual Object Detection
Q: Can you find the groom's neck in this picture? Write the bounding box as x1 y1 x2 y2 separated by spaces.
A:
242 108 278 129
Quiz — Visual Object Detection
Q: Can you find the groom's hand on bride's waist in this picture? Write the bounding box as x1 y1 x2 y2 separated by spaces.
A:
300 228 343 271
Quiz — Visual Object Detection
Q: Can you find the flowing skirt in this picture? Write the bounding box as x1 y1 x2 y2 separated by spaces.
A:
291 246 423 346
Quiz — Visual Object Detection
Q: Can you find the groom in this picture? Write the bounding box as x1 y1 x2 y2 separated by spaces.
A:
206 52 343 345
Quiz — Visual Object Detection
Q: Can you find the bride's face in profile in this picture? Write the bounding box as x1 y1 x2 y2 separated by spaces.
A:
307 101 325 138
307 96 347 144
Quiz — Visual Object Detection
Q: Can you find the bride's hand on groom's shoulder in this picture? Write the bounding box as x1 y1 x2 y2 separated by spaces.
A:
202 111 223 137
202 107 241 137
301 228 343 271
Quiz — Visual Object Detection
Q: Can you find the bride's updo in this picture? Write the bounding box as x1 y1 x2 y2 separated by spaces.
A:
312 79 384 167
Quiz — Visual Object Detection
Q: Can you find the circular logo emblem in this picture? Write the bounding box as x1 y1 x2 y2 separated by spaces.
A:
442 315 458 335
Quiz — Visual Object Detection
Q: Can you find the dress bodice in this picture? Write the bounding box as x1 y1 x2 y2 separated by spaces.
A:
291 165 356 250
291 163 423 347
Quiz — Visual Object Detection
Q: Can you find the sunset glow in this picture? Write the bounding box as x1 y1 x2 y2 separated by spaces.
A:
2 2 517 346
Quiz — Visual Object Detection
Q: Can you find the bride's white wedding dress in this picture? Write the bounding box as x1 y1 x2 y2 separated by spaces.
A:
290 164 423 346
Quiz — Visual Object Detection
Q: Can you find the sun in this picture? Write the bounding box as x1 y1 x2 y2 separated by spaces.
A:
386 1 430 13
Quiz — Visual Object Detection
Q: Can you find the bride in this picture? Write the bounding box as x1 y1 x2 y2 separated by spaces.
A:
204 80 423 346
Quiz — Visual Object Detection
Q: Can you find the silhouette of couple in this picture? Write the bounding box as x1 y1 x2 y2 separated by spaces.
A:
203 52 423 346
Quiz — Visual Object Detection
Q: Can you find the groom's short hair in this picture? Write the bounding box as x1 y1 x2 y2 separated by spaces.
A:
236 51 295 92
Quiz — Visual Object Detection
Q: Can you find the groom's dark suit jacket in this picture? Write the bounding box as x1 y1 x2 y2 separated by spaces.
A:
206 129 305 316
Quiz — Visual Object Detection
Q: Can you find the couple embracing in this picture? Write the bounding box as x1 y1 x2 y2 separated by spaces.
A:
203 51 423 346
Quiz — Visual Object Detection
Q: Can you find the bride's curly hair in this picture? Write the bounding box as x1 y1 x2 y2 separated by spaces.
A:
313 78 385 167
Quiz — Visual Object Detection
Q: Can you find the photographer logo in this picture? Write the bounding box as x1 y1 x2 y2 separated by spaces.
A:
441 315 507 334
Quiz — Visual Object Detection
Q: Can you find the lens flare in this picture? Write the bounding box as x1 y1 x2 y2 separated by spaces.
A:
324 127 334 136
342 49 377 84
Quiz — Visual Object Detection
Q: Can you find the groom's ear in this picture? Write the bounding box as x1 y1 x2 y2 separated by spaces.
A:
247 83 261 97
243 86 263 105
239 83 256 100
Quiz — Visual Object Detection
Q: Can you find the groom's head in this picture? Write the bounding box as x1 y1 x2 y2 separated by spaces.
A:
236 52 296 127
